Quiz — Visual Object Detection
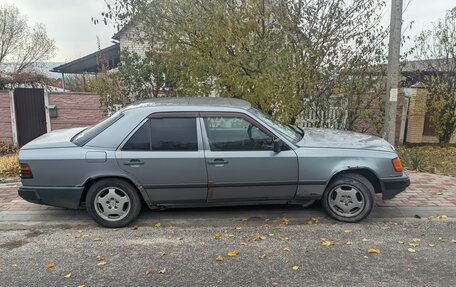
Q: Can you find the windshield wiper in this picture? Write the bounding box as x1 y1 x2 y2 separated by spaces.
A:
287 124 304 138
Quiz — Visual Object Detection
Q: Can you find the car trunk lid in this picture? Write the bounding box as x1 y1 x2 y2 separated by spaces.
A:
20 127 87 150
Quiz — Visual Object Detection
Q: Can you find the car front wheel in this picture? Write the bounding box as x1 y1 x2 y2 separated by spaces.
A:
86 178 142 228
322 173 375 222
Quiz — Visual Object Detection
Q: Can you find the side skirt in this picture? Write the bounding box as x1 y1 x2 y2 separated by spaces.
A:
147 199 317 210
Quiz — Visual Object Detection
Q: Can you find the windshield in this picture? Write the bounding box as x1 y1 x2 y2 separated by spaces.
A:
248 108 301 143
71 112 124 146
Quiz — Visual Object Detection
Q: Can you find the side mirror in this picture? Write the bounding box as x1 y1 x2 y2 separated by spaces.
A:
273 138 283 153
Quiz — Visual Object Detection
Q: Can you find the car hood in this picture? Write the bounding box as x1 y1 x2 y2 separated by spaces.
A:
20 127 87 150
296 128 394 152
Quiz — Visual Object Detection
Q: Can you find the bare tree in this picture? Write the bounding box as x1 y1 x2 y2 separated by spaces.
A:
0 4 55 73
0 4 27 65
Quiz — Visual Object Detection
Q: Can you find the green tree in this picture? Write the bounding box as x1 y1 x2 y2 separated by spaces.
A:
413 7 456 144
98 0 388 128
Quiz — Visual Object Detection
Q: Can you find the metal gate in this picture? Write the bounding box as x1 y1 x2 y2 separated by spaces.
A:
13 88 47 147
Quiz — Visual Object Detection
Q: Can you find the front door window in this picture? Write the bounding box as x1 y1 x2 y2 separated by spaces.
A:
203 116 274 151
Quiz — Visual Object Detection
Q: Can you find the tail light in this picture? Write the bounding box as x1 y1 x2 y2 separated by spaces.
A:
19 163 33 179
392 157 403 172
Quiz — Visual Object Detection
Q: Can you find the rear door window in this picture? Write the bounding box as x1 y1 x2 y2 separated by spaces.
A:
122 117 198 151
150 118 198 151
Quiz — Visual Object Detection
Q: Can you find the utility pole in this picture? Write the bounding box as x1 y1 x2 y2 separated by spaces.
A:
384 0 403 145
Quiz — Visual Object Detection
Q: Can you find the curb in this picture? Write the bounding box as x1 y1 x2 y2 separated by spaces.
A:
0 206 455 229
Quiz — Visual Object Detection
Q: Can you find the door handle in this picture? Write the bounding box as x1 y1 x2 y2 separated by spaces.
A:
208 158 228 165
123 159 144 166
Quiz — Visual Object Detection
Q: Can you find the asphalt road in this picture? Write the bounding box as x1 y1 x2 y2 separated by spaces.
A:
0 219 455 287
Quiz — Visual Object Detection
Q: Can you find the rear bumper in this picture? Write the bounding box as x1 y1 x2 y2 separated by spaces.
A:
380 175 410 200
18 186 84 209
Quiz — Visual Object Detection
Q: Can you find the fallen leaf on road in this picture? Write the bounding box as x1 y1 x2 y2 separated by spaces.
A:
214 232 221 239
411 238 421 242
77 285 85 287
159 251 167 257
346 241 353 245
368 248 381 254
234 227 242 230
436 215 448 220
272 282 278 286
438 237 445 242
398 241 404 244
363 256 368 259
145 268 153 276
429 243 435 247
224 233 234 238
97 261 107 266
215 256 224 261
159 268 167 274
321 240 334 247
279 237 289 241
407 248 416 253
308 217 319 224
282 218 289 226
227 251 238 257
176 237 184 241
93 237 103 242
292 266 299 270
11 264 17 267
409 243 419 248
258 254 266 259
241 218 248 222
451 239 456 243
254 235 266 241
344 229 352 233
63 273 72 279
283 247 290 252
47 263 55 269
96 255 105 261
362 238 368 242
155 223 161 228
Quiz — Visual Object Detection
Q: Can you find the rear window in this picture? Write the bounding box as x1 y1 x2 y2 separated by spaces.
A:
71 112 124 146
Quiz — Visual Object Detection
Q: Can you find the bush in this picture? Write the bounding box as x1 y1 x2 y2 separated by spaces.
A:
0 141 17 156
396 146 456 176
0 154 18 177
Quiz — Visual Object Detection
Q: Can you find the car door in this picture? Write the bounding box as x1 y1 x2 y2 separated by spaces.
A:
200 112 299 202
116 112 207 204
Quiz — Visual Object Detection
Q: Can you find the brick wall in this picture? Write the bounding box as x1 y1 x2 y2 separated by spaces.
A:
48 92 105 130
406 88 456 144
0 91 12 145
119 24 148 57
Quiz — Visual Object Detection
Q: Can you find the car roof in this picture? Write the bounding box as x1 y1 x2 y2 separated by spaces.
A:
122 97 251 111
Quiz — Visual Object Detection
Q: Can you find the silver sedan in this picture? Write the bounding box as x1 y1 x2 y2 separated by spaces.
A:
18 97 410 227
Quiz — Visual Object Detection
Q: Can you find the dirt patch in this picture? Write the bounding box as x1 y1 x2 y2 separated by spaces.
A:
0 239 28 250
25 230 44 238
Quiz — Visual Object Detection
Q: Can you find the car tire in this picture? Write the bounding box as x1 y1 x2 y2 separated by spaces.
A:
322 173 375 223
86 178 142 228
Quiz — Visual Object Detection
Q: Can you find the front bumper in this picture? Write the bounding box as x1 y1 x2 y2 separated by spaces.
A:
380 175 410 200
18 186 84 209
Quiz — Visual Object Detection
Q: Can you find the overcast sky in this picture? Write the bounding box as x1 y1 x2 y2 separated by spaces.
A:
0 0 455 62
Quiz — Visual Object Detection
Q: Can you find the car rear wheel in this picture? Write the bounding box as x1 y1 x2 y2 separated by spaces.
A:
86 178 142 228
322 173 375 222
